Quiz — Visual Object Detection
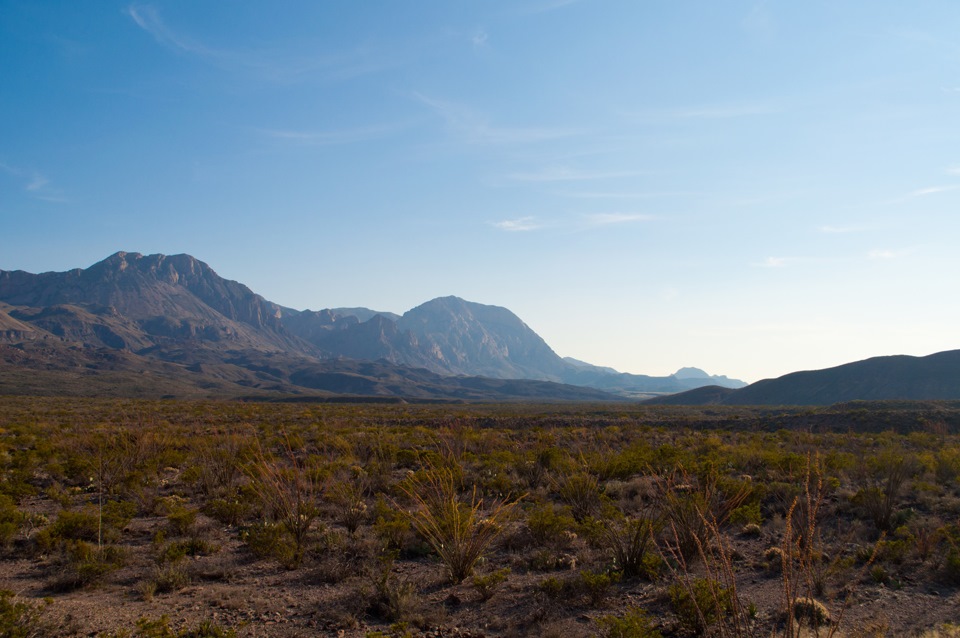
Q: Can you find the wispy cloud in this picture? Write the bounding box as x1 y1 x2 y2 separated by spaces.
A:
754 256 790 268
558 190 687 200
508 166 646 182
471 29 489 47
414 92 580 146
259 123 406 146
512 0 583 16
492 216 542 232
946 165 960 176
818 224 871 234
491 212 653 232
868 247 914 260
629 102 779 122
910 184 959 197
25 173 50 192
0 162 66 202
127 4 212 57
742 1 777 41
583 213 654 226
126 4 400 82
669 103 778 119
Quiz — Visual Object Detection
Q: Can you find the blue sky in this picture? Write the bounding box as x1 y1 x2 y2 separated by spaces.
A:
2 1 960 383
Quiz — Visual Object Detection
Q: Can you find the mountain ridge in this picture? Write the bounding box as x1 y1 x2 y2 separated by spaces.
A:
1 251 739 400
645 350 960 406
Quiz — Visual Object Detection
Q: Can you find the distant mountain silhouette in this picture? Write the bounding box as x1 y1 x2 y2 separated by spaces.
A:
645 350 960 406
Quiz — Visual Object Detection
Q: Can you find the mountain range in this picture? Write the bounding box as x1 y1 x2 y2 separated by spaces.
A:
5 251 956 405
0 251 743 401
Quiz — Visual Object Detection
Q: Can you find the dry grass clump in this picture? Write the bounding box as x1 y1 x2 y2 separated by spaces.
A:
396 464 521 583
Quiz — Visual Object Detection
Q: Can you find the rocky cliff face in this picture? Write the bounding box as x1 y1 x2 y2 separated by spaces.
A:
397 296 569 380
0 252 309 354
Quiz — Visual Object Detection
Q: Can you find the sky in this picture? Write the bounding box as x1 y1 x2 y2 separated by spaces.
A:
2 1 960 384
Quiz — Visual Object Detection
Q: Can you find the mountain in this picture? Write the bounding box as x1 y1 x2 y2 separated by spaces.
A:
397 296 571 379
280 296 569 380
550 359 746 396
0 252 626 401
0 251 306 354
645 350 960 406
0 251 746 400
282 296 746 395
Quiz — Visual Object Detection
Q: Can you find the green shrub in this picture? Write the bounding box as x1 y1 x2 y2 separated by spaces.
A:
40 510 100 545
203 496 252 527
0 589 49 638
241 521 293 564
668 578 734 636
595 606 663 638
579 569 621 607
0 496 24 549
471 567 510 601
365 561 421 624
792 597 830 627
151 563 190 594
372 497 412 553
104 615 237 638
538 575 571 600
37 502 133 550
166 506 198 537
49 541 126 591
728 501 762 526
944 548 960 585
527 502 576 547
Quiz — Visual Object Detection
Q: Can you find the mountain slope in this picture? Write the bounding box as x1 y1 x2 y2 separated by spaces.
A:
0 252 310 354
0 253 626 401
397 296 570 379
646 350 960 406
0 251 742 400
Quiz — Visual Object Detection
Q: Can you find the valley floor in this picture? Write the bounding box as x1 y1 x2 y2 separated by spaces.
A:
2 397 960 637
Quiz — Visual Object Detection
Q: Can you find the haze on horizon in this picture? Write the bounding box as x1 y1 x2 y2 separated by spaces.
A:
2 1 959 384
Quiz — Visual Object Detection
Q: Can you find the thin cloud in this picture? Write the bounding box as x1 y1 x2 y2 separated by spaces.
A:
25 173 49 192
413 92 580 146
472 30 489 47
946 165 960 176
558 190 689 200
583 213 654 226
868 247 914 260
126 4 400 82
260 123 405 146
818 224 870 234
755 256 789 268
508 167 647 182
0 162 65 202
629 102 779 121
127 4 212 57
742 1 777 41
668 103 778 119
911 185 958 197
492 216 541 232
513 0 582 15
492 212 652 232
